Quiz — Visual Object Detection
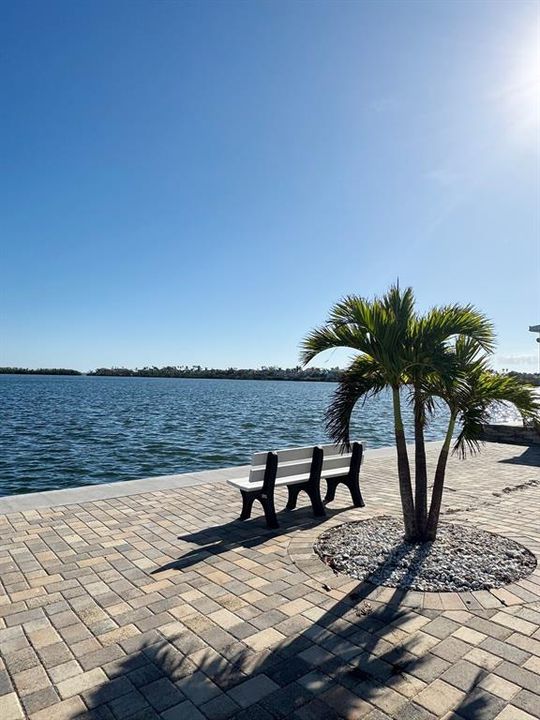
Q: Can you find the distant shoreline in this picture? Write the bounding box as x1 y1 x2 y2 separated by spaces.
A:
0 366 343 382
2 367 538 385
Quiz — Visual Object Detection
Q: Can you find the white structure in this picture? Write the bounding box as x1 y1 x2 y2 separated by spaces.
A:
530 324 540 371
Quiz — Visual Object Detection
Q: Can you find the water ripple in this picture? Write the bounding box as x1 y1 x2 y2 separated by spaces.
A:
0 374 513 496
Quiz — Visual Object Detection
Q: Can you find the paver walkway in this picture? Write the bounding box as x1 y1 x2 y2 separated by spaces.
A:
0 442 539 720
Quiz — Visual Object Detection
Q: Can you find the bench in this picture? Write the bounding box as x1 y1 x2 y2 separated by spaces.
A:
320 441 364 508
227 441 364 529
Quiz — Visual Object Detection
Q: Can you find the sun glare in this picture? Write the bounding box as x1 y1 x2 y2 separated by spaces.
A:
497 26 540 138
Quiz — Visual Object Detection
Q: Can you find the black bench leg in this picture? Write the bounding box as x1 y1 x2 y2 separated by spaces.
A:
240 491 256 520
261 495 279 529
347 477 365 508
324 477 365 508
286 485 301 510
324 478 339 504
307 484 326 517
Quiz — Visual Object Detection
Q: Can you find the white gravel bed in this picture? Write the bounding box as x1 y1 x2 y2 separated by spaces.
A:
314 516 537 592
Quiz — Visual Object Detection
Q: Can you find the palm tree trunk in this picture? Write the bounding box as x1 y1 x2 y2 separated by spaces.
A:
392 387 416 540
414 390 428 540
425 413 456 541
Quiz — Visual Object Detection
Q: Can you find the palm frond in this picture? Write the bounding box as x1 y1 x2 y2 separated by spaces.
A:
300 324 362 366
328 295 375 331
406 383 438 424
382 284 416 332
453 370 540 457
419 337 490 409
325 355 386 450
418 305 495 354
300 289 415 379
453 405 485 458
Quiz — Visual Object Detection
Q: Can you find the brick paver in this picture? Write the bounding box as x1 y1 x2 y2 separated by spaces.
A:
0 442 539 719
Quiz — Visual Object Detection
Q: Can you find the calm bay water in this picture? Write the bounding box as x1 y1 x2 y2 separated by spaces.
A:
0 373 507 496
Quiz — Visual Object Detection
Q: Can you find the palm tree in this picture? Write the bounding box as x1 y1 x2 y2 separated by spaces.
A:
404 307 494 537
300 285 530 542
301 287 417 538
423 337 539 540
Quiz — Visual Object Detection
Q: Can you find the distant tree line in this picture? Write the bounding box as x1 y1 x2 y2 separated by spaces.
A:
0 367 82 375
87 365 343 382
507 371 540 387
0 365 342 382
2 365 538 386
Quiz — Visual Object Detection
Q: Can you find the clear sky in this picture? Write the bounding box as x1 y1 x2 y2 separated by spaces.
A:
1 0 539 372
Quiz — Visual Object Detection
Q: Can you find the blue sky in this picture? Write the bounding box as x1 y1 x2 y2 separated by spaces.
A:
1 0 539 371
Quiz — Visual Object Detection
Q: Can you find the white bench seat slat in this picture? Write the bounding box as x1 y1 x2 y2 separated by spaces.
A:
227 465 352 492
228 472 310 491
323 466 356 478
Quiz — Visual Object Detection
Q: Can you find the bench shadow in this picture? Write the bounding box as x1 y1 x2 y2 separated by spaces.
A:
81 527 490 719
151 503 351 575
498 445 540 467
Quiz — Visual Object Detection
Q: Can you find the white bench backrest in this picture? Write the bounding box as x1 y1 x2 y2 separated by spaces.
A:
248 445 315 485
319 440 361 455
251 445 313 467
247 441 362 485
320 440 362 472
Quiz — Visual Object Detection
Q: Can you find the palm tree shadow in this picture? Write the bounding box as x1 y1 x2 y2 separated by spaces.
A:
82 531 489 719
450 669 492 719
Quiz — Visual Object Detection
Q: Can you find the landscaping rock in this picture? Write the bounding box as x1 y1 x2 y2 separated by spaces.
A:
313 517 536 592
